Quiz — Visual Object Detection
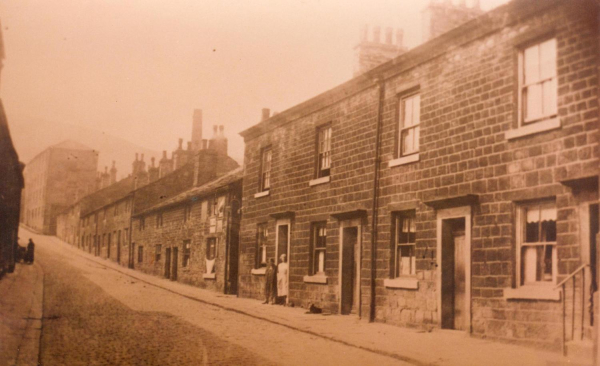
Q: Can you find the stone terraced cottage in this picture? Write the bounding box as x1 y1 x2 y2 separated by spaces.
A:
237 0 600 352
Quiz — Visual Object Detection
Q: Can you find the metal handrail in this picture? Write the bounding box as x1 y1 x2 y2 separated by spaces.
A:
555 264 589 289
556 263 591 356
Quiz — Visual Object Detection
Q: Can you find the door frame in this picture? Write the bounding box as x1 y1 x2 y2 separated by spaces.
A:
338 218 362 316
275 218 291 304
436 206 472 332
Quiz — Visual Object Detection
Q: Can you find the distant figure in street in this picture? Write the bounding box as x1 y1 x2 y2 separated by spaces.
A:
263 258 277 304
277 254 289 305
25 239 35 264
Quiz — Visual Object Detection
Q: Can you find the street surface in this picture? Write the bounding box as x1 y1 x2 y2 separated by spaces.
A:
34 233 408 365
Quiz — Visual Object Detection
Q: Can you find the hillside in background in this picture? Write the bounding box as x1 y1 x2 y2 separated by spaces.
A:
8 114 160 180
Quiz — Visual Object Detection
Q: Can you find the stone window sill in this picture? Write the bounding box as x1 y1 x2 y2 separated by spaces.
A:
202 273 216 280
505 117 560 140
254 190 270 199
303 274 327 284
251 267 266 276
504 286 560 301
384 277 419 290
309 176 330 187
389 154 419 168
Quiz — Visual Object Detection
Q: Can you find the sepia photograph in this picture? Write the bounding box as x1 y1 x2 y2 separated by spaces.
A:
1 0 599 364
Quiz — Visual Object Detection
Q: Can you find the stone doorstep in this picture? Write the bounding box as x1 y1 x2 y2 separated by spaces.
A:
45 232 563 366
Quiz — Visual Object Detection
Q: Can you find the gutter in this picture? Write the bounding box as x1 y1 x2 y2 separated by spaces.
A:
369 76 385 322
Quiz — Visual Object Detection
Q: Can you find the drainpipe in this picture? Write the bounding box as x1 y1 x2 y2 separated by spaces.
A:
370 75 385 323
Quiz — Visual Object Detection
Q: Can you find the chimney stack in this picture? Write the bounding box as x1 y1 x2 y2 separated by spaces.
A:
262 108 271 121
385 27 393 45
192 109 203 151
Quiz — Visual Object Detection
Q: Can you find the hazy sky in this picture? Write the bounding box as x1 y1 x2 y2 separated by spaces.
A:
0 0 509 165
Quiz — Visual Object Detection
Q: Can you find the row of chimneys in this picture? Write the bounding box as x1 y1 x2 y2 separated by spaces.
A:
360 26 404 47
96 161 118 190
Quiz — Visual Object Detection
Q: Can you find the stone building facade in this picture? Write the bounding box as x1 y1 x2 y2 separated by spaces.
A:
56 115 241 295
132 168 242 294
238 0 600 351
21 140 98 234
0 20 24 277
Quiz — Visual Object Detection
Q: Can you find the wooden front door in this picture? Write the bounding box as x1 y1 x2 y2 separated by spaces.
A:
171 247 178 281
117 231 121 264
441 218 466 330
165 247 171 278
341 227 358 315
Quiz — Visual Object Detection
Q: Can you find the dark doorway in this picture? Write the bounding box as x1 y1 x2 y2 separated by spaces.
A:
226 223 240 295
165 247 172 279
441 218 466 330
117 231 121 264
171 247 178 281
277 224 289 261
129 243 135 269
341 227 358 315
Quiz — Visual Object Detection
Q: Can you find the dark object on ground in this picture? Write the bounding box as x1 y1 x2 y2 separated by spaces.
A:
308 303 322 314
16 246 27 263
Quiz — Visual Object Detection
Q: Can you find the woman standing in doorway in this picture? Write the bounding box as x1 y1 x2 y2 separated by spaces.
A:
277 254 288 305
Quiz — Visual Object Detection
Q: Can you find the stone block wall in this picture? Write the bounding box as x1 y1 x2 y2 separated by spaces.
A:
239 85 380 316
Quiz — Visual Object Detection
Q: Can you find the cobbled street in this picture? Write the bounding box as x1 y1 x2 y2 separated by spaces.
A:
35 234 407 366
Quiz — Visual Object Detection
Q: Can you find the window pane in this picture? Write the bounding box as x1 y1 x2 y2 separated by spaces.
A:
540 39 556 80
399 245 414 276
524 44 540 84
522 246 538 284
414 126 420 152
404 98 413 127
543 245 553 282
402 128 415 155
525 84 543 121
413 95 420 125
541 219 556 242
313 249 325 273
542 78 557 116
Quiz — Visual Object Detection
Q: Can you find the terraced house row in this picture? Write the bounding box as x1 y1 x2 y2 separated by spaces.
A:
55 0 600 355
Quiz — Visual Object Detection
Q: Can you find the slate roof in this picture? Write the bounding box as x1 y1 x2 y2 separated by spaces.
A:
134 167 243 217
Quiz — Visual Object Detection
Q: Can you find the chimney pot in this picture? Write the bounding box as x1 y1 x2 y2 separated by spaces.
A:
373 26 381 43
213 125 218 136
141 153 144 161
385 27 393 44
261 108 271 121
219 125 224 135
162 150 167 159
396 29 404 47
178 138 183 149
151 157 155 166
187 141 192 150
135 153 139 161
360 25 368 42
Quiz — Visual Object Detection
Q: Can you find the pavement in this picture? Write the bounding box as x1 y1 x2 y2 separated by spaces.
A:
0 248 43 366
5 226 587 365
